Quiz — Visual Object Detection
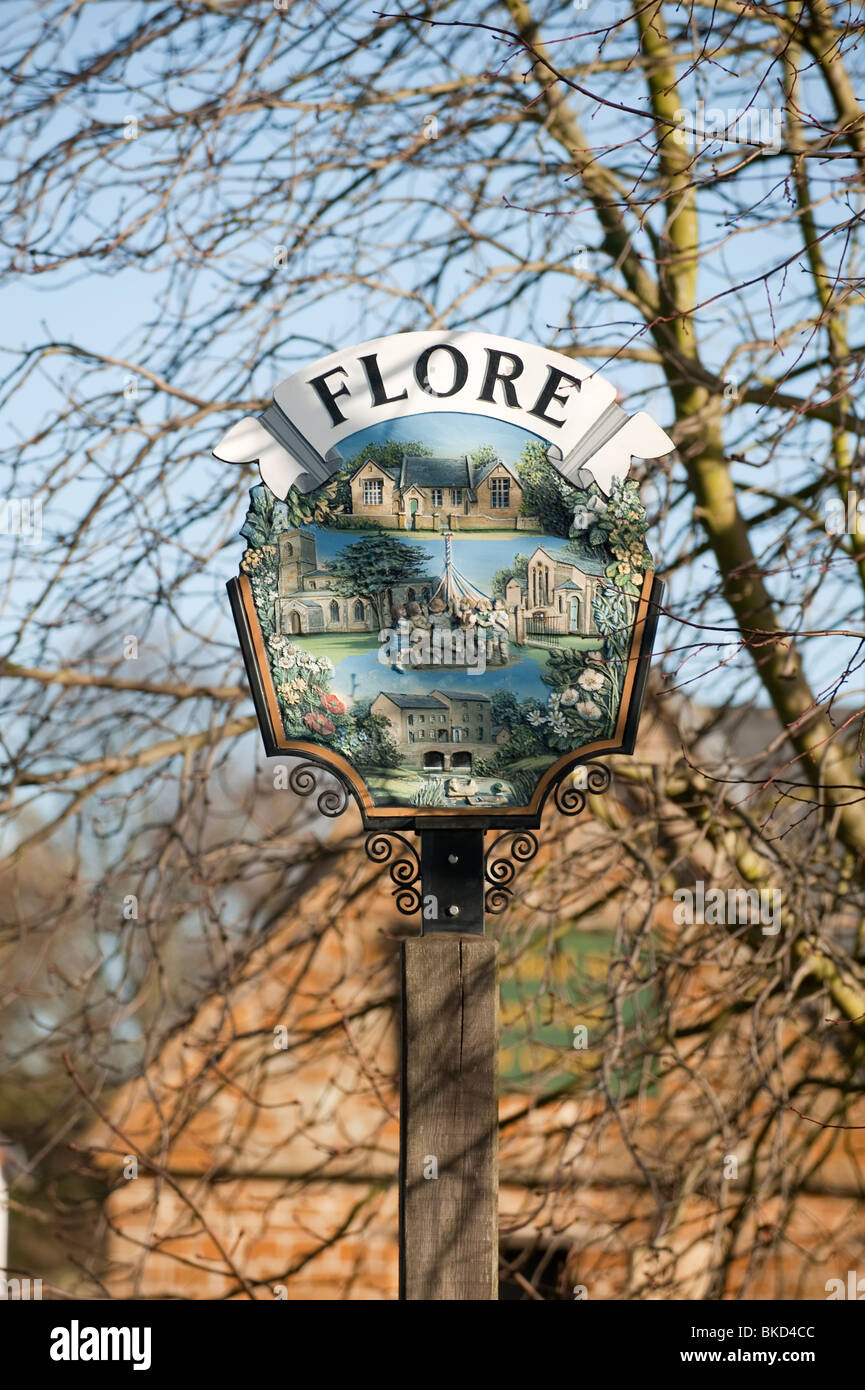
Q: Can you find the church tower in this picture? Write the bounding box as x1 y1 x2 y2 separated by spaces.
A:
278 529 317 596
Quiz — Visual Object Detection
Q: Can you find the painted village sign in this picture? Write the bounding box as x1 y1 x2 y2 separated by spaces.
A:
216 332 673 823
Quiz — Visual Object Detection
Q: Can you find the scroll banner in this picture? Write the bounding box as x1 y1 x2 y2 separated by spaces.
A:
213 331 674 499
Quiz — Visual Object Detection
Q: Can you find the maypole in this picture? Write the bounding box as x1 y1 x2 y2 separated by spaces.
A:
433 531 488 608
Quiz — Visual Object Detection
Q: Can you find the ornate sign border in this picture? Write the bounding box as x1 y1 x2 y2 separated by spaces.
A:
227 568 663 831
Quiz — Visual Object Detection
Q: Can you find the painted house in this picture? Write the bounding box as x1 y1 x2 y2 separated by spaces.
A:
348 453 525 529
275 529 434 636
370 688 501 771
506 544 609 639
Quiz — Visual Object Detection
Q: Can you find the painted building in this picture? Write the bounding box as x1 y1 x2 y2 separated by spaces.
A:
505 544 609 640
275 529 433 636
370 688 502 771
348 453 525 529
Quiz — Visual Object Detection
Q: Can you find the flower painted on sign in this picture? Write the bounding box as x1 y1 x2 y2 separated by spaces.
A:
304 710 336 736
559 687 580 706
277 676 308 704
321 692 345 715
574 700 602 719
577 668 605 692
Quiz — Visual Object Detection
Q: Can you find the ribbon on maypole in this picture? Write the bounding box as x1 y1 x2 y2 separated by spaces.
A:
434 531 489 608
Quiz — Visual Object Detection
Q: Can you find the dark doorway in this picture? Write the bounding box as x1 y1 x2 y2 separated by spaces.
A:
290 612 301 634
423 752 445 771
451 751 472 770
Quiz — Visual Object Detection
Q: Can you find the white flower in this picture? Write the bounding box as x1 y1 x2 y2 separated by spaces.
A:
575 699 602 719
577 668 605 692
559 687 580 706
527 708 548 728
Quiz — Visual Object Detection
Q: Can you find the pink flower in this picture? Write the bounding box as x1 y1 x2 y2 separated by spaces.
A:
321 692 345 715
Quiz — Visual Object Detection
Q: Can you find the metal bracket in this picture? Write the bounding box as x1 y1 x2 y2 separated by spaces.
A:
419 830 485 934
483 830 540 914
364 832 422 916
282 757 613 926
288 761 352 817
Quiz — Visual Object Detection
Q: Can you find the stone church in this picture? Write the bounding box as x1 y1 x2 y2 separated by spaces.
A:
275 529 432 636
505 544 609 640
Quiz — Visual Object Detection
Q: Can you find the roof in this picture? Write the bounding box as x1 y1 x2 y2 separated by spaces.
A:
558 544 609 578
557 580 583 591
431 689 492 703
350 452 525 494
472 456 522 487
376 692 449 710
531 543 608 579
399 455 473 490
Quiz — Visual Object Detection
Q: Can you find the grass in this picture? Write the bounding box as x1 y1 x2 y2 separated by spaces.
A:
364 767 422 800
294 632 381 662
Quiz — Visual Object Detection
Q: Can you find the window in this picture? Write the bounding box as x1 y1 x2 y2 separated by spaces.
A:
354 600 365 621
285 543 293 556
418 714 425 723
439 728 448 740
408 732 415 743
450 488 462 505
490 477 510 508
430 488 443 507
363 479 383 505
330 600 340 622
407 715 414 726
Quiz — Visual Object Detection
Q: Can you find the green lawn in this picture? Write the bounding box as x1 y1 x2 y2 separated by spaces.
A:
295 632 381 662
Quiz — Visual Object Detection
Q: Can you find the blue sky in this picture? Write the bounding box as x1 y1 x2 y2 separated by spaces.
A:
337 410 547 466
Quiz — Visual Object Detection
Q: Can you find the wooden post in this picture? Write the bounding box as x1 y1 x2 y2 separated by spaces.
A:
399 933 498 1301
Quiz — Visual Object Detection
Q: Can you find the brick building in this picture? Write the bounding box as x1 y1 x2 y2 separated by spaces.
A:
85 702 865 1300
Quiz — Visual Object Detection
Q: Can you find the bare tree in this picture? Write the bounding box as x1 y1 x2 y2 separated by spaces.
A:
2 0 865 1299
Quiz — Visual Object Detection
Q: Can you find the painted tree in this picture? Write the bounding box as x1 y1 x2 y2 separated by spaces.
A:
326 534 430 631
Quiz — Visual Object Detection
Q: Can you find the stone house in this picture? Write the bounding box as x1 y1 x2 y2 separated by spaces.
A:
370 688 498 771
348 453 526 530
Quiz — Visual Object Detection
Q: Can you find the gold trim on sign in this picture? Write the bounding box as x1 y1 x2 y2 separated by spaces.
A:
237 568 655 819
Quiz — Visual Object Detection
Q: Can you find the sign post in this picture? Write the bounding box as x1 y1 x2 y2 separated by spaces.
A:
216 331 672 1300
